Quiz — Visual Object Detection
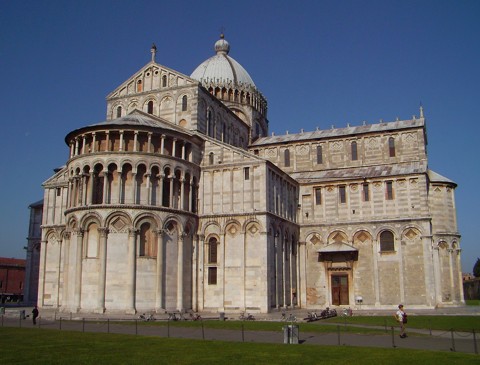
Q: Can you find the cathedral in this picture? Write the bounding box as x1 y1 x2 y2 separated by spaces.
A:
38 35 463 314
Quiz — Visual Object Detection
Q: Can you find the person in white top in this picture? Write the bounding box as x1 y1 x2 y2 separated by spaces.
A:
394 304 407 338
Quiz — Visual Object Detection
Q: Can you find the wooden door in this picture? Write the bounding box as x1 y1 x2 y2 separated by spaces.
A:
331 274 349 305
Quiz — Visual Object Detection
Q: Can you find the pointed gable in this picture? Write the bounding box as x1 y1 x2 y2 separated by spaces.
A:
107 61 198 100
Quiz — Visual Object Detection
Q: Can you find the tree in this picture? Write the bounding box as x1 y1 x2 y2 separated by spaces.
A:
474 258 480 278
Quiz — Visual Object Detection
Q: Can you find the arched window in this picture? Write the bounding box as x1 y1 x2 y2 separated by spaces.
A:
182 95 187 111
351 141 358 161
316 145 323 164
137 80 142 92
85 222 99 258
380 230 395 252
139 222 156 257
147 100 153 114
207 110 214 137
207 237 218 284
162 75 167 87
116 106 122 118
208 238 217 263
284 149 290 167
389 137 395 157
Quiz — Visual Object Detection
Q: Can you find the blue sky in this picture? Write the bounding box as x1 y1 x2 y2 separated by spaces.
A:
1 0 479 272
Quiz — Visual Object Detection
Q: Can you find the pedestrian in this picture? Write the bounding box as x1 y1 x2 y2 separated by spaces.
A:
32 306 39 325
394 304 407 338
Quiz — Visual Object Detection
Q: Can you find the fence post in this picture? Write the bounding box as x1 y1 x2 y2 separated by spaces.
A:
167 318 170 337
241 322 245 342
135 319 138 335
429 319 432 336
391 326 396 348
450 329 456 352
82 318 85 332
337 325 341 346
201 320 205 340
107 318 110 333
473 329 478 355
384 319 387 333
59 317 62 330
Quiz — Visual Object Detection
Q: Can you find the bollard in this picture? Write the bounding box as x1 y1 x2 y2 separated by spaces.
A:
450 329 456 352
391 326 396 348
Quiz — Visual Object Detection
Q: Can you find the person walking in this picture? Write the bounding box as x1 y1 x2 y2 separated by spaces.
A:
394 304 407 338
32 306 39 325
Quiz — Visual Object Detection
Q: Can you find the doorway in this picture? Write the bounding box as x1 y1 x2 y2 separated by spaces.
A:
331 274 349 305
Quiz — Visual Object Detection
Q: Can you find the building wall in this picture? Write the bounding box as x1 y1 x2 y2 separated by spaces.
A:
0 258 26 303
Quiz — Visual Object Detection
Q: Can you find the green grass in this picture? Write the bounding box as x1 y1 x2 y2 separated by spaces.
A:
1 327 477 365
121 315 480 333
323 315 480 332
466 300 480 306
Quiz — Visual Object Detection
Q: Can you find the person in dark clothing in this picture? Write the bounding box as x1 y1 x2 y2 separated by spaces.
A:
32 306 39 325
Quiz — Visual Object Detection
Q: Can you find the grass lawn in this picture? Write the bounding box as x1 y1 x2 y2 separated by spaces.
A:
466 300 480 306
119 314 480 334
323 315 480 332
1 327 478 365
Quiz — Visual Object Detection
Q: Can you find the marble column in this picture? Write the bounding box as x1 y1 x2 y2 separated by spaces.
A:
74 229 84 311
97 227 108 313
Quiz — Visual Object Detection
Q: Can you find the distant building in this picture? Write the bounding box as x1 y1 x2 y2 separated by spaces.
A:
38 35 462 314
23 200 43 305
0 257 26 303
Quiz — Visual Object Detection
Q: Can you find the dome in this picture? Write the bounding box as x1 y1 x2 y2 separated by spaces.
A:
191 34 256 87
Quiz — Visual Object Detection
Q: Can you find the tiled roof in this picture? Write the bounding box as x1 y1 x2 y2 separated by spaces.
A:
290 161 428 183
252 118 424 146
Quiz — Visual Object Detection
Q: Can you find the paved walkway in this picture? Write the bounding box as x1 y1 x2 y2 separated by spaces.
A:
2 306 479 355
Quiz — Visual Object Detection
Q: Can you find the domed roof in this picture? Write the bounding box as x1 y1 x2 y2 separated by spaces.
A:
191 34 256 87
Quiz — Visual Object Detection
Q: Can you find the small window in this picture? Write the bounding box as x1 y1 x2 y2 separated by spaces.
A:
315 188 322 205
209 152 214 165
208 267 217 285
362 183 369 201
284 149 290 167
208 238 217 263
380 230 395 252
116 106 122 118
386 181 394 200
182 95 187 111
389 137 395 157
244 167 250 180
137 80 142 92
56 188 61 196
147 101 153 114
254 149 259 156
162 75 167 87
339 186 346 203
316 145 323 164
351 141 358 161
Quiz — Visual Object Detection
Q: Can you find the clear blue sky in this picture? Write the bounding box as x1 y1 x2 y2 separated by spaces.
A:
1 0 479 272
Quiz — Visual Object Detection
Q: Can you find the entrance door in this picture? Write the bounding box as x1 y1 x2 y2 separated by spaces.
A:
331 274 349 305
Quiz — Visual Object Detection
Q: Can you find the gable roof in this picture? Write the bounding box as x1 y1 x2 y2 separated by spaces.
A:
107 61 198 100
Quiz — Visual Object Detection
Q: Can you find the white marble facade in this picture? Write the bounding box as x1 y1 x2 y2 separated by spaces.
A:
38 36 463 314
